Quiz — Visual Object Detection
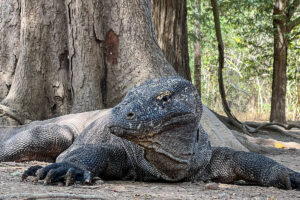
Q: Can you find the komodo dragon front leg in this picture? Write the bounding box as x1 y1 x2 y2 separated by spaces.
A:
201 147 300 190
0 123 75 162
22 144 136 185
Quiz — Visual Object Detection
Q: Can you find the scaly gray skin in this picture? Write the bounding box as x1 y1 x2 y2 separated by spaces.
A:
0 76 299 189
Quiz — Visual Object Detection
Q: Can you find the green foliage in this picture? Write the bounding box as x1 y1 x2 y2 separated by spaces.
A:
188 0 300 120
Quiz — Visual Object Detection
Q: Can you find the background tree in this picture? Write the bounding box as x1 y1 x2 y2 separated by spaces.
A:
187 0 300 122
271 0 300 123
152 0 191 80
193 0 202 94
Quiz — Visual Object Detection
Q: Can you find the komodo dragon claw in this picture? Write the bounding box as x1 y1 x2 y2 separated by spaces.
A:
22 163 93 185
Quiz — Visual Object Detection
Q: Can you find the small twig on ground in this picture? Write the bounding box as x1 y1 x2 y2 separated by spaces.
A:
0 193 106 200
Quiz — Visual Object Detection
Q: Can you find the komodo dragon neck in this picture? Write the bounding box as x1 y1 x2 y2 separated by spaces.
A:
141 123 200 181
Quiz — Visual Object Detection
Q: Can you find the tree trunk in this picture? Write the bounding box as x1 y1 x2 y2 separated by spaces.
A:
1 0 71 125
103 0 176 107
151 0 191 81
0 0 176 125
193 0 202 94
270 0 288 123
0 0 20 101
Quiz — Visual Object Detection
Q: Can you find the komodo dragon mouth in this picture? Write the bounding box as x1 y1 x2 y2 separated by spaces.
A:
109 111 201 181
108 112 198 140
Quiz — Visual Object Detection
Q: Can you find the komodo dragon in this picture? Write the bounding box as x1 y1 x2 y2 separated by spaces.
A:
0 76 299 189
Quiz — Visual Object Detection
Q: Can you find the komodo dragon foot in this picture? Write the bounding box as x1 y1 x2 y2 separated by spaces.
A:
22 163 93 186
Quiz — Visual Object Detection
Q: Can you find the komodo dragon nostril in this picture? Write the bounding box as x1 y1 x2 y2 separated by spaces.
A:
127 112 135 119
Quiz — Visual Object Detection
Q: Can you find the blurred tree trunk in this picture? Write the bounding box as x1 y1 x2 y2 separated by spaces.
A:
270 0 300 123
152 0 191 81
193 0 202 94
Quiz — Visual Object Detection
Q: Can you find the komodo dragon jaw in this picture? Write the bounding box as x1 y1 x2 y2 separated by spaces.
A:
108 113 197 138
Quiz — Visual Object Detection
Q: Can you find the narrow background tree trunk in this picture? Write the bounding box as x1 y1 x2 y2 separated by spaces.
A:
270 0 288 123
152 0 191 81
193 0 202 94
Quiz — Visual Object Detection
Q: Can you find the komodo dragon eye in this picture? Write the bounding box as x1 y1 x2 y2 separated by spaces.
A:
156 91 172 102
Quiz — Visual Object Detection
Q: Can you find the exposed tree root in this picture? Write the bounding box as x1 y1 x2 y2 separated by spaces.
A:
211 109 300 136
0 104 32 126
0 105 23 125
245 121 300 132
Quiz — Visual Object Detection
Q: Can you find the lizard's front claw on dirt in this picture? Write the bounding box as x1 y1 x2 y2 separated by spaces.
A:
83 171 92 184
23 163 93 185
21 165 43 181
34 163 61 182
65 168 77 186
64 167 92 186
43 167 68 185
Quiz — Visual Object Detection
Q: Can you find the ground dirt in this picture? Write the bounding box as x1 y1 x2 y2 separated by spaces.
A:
0 152 299 200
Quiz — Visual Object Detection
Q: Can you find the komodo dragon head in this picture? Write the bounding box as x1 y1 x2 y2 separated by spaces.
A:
109 76 211 181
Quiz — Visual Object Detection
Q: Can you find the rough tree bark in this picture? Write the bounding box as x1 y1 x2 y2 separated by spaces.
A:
1 0 72 125
0 0 175 125
103 0 175 107
0 1 20 102
151 0 191 81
